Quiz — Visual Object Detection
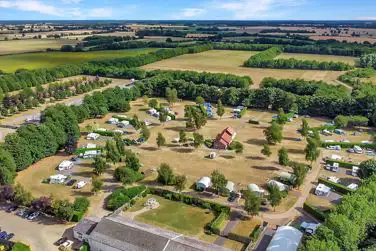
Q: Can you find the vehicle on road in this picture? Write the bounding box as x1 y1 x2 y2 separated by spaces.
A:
55 237 68 246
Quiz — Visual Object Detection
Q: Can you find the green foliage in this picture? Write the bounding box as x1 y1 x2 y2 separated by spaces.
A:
91 177 103 194
360 53 376 69
11 243 31 251
193 132 204 148
278 147 289 166
317 177 353 195
179 130 187 144
124 150 141 171
248 119 260 124
216 100 225 118
148 98 159 109
106 185 146 210
13 183 33 206
73 197 90 213
114 166 144 185
140 124 150 141
326 159 358 169
184 105 207 130
267 183 282 210
301 119 309 137
229 141 244 154
244 190 261 216
359 159 376 179
211 170 227 195
243 47 282 66
53 199 74 221
292 165 308 188
158 163 175 185
114 134 126 156
156 132 166 148
196 96 205 105
93 156 107 175
174 175 188 192
305 137 320 163
334 115 369 128
0 147 17 185
303 202 327 222
264 121 282 145
105 140 121 164
276 108 288 124
321 141 376 149
206 211 228 235
261 144 272 157
165 87 178 105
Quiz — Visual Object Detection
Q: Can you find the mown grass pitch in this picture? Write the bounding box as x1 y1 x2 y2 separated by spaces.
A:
0 39 78 55
0 48 159 72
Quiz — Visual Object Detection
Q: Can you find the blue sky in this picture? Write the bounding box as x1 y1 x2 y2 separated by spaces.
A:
0 0 375 20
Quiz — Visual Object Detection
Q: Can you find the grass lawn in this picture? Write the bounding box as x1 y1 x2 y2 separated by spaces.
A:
0 48 158 72
223 239 246 251
276 53 357 65
11 242 31 251
0 39 77 55
134 195 215 236
231 217 262 237
143 50 347 88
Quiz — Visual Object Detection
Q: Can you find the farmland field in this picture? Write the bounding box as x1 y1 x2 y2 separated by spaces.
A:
143 50 346 87
0 39 78 55
0 48 158 72
276 53 357 65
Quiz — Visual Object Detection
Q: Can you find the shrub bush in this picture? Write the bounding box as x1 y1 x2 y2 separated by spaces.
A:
114 167 144 184
303 202 327 221
227 232 251 244
106 185 147 210
73 197 90 213
206 211 228 235
71 211 84 222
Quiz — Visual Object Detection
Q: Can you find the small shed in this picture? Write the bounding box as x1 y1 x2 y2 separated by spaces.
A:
267 180 289 192
226 181 235 193
315 183 330 196
196 177 211 190
247 183 264 197
50 174 67 184
87 132 100 140
58 160 74 171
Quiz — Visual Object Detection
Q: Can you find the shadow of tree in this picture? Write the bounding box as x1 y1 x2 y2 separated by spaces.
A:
246 138 267 146
221 155 235 159
251 165 279 171
171 148 195 153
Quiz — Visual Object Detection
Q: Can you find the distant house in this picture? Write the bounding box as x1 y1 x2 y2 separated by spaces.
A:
266 226 303 251
50 174 67 184
213 127 236 150
196 176 211 190
58 160 74 171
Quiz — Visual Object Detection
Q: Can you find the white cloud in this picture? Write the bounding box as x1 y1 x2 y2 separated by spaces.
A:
356 17 376 20
217 0 304 19
62 0 82 4
86 7 113 18
0 0 61 16
181 8 206 18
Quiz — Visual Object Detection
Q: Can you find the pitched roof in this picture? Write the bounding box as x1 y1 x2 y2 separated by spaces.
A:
74 217 100 236
225 127 235 135
88 215 232 251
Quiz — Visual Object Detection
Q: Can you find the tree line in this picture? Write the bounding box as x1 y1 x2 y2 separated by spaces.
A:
338 68 376 87
360 53 376 69
243 47 282 66
135 29 188 38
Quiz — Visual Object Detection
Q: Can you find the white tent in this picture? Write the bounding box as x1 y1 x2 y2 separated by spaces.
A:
330 154 342 161
50 174 67 184
266 226 303 251
248 183 264 197
196 177 211 190
75 181 87 189
267 180 289 192
83 150 100 159
315 183 330 196
87 132 100 140
226 181 235 193
58 160 73 171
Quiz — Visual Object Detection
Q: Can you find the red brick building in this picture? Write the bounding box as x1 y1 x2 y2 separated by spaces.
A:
213 127 236 150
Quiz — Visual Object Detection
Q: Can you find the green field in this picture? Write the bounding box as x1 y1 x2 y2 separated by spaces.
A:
0 48 159 72
276 53 357 65
134 195 214 236
0 39 78 55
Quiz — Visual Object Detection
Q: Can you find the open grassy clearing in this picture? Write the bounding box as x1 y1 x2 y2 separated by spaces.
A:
223 239 246 251
0 39 78 55
127 195 215 237
276 53 357 65
231 217 262 237
0 48 158 72
143 50 346 87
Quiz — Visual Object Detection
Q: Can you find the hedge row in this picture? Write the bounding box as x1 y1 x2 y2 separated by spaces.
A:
317 177 353 195
326 159 359 169
106 185 147 210
321 141 376 149
206 211 228 235
303 202 327 221
93 130 120 137
227 232 251 244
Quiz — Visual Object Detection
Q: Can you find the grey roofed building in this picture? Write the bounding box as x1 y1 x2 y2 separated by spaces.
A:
79 215 232 251
73 216 100 242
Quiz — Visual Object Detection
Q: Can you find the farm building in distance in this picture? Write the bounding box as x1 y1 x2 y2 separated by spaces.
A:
213 127 236 150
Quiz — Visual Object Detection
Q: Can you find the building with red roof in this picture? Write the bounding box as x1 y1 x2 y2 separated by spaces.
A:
213 127 236 150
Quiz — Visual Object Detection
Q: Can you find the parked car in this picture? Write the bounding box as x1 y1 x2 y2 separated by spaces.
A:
5 233 14 240
6 205 18 213
23 210 33 219
66 179 77 186
70 156 78 162
55 237 68 246
27 211 40 220
16 208 26 217
59 240 73 250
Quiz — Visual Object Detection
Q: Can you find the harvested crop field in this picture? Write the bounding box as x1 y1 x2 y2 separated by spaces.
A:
0 39 78 55
143 50 346 87
0 48 158 72
276 53 357 65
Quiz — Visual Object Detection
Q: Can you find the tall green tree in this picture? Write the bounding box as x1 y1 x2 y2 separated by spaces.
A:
359 159 376 179
264 121 282 145
278 147 289 166
124 151 141 171
217 100 225 119
93 156 107 176
211 170 227 195
53 199 74 221
174 175 187 192
114 134 125 156
0 147 17 185
156 132 166 148
193 132 204 148
301 119 309 137
179 130 187 144
106 141 121 164
276 108 288 125
267 183 282 211
305 138 320 164
141 124 150 141
293 165 308 189
13 183 33 206
157 163 175 185
148 98 159 109
196 96 205 105
91 177 103 195
244 191 261 217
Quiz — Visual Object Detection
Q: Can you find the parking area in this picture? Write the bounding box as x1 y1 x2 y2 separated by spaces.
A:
0 203 73 251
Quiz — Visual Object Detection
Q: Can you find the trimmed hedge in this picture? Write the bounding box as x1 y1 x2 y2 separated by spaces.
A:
227 232 251 244
318 177 353 195
303 202 327 221
326 159 359 169
71 211 84 222
75 147 102 154
250 225 262 241
93 130 120 137
321 141 376 149
207 211 228 235
106 185 147 210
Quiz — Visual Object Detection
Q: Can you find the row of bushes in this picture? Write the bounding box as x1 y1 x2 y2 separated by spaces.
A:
243 47 282 66
106 185 147 210
326 159 359 169
303 202 327 221
93 130 119 137
227 231 251 244
321 141 376 149
317 177 353 195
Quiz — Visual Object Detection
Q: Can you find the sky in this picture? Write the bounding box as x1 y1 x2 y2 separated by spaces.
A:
0 0 375 20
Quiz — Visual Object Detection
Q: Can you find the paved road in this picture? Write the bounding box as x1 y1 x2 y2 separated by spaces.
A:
0 207 74 251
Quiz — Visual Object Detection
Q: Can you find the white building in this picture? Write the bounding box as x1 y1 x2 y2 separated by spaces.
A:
50 174 67 184
58 160 74 171
315 183 330 196
196 177 211 190
266 226 303 251
87 132 100 140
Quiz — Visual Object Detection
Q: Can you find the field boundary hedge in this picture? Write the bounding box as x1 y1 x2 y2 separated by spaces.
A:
321 141 376 149
303 202 327 221
318 176 353 195
326 159 359 169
